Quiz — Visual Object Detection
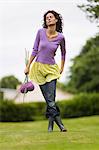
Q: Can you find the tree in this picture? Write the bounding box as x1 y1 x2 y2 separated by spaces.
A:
78 0 99 25
67 34 99 93
0 75 21 89
65 1 99 93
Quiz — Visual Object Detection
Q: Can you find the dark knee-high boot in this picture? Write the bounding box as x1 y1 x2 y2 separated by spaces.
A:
55 116 67 132
48 117 54 132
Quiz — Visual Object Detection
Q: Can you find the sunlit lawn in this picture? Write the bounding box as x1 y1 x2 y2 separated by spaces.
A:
0 116 99 150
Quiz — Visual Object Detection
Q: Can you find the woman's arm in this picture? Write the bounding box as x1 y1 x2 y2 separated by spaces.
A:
24 29 40 74
24 55 35 74
60 36 66 74
60 59 65 74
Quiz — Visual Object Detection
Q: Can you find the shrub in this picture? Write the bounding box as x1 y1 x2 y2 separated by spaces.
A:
0 93 99 122
58 93 99 118
0 100 47 122
0 92 3 100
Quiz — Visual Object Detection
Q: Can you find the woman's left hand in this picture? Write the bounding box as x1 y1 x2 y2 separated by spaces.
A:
60 59 65 74
60 68 63 74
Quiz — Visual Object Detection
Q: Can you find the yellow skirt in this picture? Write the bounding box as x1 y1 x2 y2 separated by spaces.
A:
29 62 61 85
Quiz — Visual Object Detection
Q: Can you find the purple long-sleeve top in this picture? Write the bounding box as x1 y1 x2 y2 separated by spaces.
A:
31 28 66 65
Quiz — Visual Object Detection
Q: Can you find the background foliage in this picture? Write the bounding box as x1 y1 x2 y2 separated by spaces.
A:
66 34 99 93
78 0 99 25
0 93 99 122
0 75 21 89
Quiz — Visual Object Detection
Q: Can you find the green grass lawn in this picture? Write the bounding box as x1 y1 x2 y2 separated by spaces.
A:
0 116 99 150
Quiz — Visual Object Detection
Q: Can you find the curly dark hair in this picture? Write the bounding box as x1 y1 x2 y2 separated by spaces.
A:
43 10 63 33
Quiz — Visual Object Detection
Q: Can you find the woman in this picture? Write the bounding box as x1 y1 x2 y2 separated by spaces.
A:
24 10 67 132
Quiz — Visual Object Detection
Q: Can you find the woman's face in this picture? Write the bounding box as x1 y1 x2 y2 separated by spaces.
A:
46 13 58 26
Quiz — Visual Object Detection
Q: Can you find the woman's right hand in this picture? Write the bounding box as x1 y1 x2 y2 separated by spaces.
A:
24 66 30 75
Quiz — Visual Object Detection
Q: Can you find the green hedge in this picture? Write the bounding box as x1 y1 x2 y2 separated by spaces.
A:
0 101 46 122
58 93 99 118
0 91 3 99
0 93 99 122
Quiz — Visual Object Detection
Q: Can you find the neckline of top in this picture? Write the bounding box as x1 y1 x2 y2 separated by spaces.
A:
43 28 59 42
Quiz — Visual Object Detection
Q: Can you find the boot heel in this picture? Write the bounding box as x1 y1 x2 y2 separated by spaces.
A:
60 127 67 132
55 116 67 132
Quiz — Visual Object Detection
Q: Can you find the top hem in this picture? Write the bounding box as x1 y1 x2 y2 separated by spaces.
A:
35 60 56 65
